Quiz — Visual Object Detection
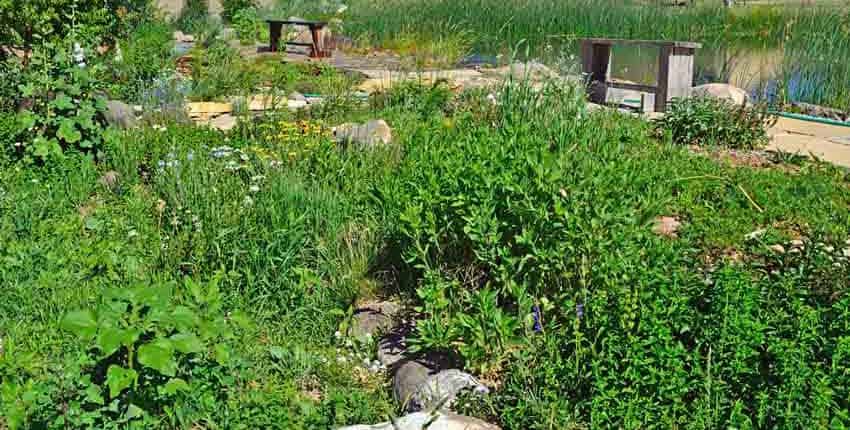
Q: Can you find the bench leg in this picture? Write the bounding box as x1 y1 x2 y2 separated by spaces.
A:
309 27 321 58
581 41 612 104
656 46 695 112
269 23 282 52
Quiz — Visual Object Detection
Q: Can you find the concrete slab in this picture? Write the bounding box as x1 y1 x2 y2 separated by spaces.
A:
768 116 850 168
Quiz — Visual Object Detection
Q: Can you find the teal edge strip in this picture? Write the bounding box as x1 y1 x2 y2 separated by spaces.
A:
771 111 850 128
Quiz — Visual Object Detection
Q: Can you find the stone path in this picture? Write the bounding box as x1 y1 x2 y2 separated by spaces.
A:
768 116 850 168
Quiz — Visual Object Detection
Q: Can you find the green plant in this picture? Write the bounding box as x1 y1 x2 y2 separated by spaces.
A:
370 80 453 118
222 0 256 23
105 21 174 102
656 97 775 149
58 278 247 427
176 0 210 34
232 7 268 44
13 43 109 162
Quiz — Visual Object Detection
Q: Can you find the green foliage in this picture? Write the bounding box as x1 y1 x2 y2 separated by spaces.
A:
370 80 453 118
57 278 246 427
222 0 256 23
105 21 174 102
656 97 774 149
232 7 268 44
12 43 109 163
189 40 256 101
0 0 154 48
176 0 211 34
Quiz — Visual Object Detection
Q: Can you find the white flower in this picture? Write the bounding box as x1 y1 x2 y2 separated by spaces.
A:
337 356 347 363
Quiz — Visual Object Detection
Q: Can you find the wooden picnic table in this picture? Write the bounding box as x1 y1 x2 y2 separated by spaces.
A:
267 19 331 58
580 38 701 112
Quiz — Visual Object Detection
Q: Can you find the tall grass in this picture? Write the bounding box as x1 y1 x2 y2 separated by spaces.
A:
284 0 850 109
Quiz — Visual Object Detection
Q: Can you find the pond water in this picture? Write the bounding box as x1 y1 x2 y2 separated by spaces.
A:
606 44 785 103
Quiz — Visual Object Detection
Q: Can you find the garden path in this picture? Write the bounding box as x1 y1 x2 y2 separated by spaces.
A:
768 117 850 168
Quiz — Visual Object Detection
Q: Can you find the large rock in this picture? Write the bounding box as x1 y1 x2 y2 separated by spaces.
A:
334 120 393 148
348 301 400 340
393 360 434 408
338 412 500 430
692 83 749 106
408 369 490 412
209 114 237 132
104 100 139 129
487 61 559 81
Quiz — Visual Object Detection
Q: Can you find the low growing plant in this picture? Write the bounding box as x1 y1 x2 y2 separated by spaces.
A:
656 97 775 149
58 278 248 428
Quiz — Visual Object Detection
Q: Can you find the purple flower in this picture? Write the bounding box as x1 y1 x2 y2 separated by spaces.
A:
576 303 584 320
532 305 543 332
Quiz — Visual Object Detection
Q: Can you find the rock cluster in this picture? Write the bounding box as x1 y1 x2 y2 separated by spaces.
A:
340 301 497 430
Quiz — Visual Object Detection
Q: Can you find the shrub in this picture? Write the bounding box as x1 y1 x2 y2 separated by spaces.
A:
222 0 256 23
656 97 775 149
370 80 454 118
232 7 268 44
176 0 210 34
57 278 248 428
105 21 174 102
13 43 109 163
0 0 154 49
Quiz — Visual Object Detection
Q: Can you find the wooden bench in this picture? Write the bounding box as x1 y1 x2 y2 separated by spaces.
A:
267 19 331 58
580 38 701 112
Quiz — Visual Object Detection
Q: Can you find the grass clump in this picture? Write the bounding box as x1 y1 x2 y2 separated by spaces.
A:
656 97 775 149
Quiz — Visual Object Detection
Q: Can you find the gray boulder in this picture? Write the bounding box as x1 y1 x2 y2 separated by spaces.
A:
692 83 749 106
407 369 490 412
394 360 434 409
333 120 393 148
338 412 500 430
104 100 139 129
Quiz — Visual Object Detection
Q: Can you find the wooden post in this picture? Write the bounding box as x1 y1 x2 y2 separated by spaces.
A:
656 46 695 112
269 22 282 52
581 41 612 104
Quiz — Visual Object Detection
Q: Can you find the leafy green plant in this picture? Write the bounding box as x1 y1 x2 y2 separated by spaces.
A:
370 80 453 118
222 0 256 23
58 278 247 427
105 21 174 102
656 97 775 149
13 43 109 162
232 7 268 44
176 0 210 34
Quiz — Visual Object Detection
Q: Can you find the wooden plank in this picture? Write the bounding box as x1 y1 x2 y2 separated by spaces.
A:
608 82 658 93
580 38 701 49
266 19 328 27
656 46 695 112
581 41 612 104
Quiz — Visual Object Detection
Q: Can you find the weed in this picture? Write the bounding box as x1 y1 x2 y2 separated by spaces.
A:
656 97 774 149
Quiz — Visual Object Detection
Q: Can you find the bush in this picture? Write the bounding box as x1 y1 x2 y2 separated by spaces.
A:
0 0 154 49
222 0 256 22
232 7 268 44
656 97 775 149
105 21 174 102
12 43 109 163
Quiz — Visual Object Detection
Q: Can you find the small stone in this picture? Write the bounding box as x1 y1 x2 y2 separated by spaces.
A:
843 248 850 258
209 114 237 132
333 120 393 148
652 216 682 238
745 228 766 241
769 244 786 254
289 91 308 102
288 99 308 110
790 239 805 247
104 100 139 129
98 171 121 191
824 246 835 253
